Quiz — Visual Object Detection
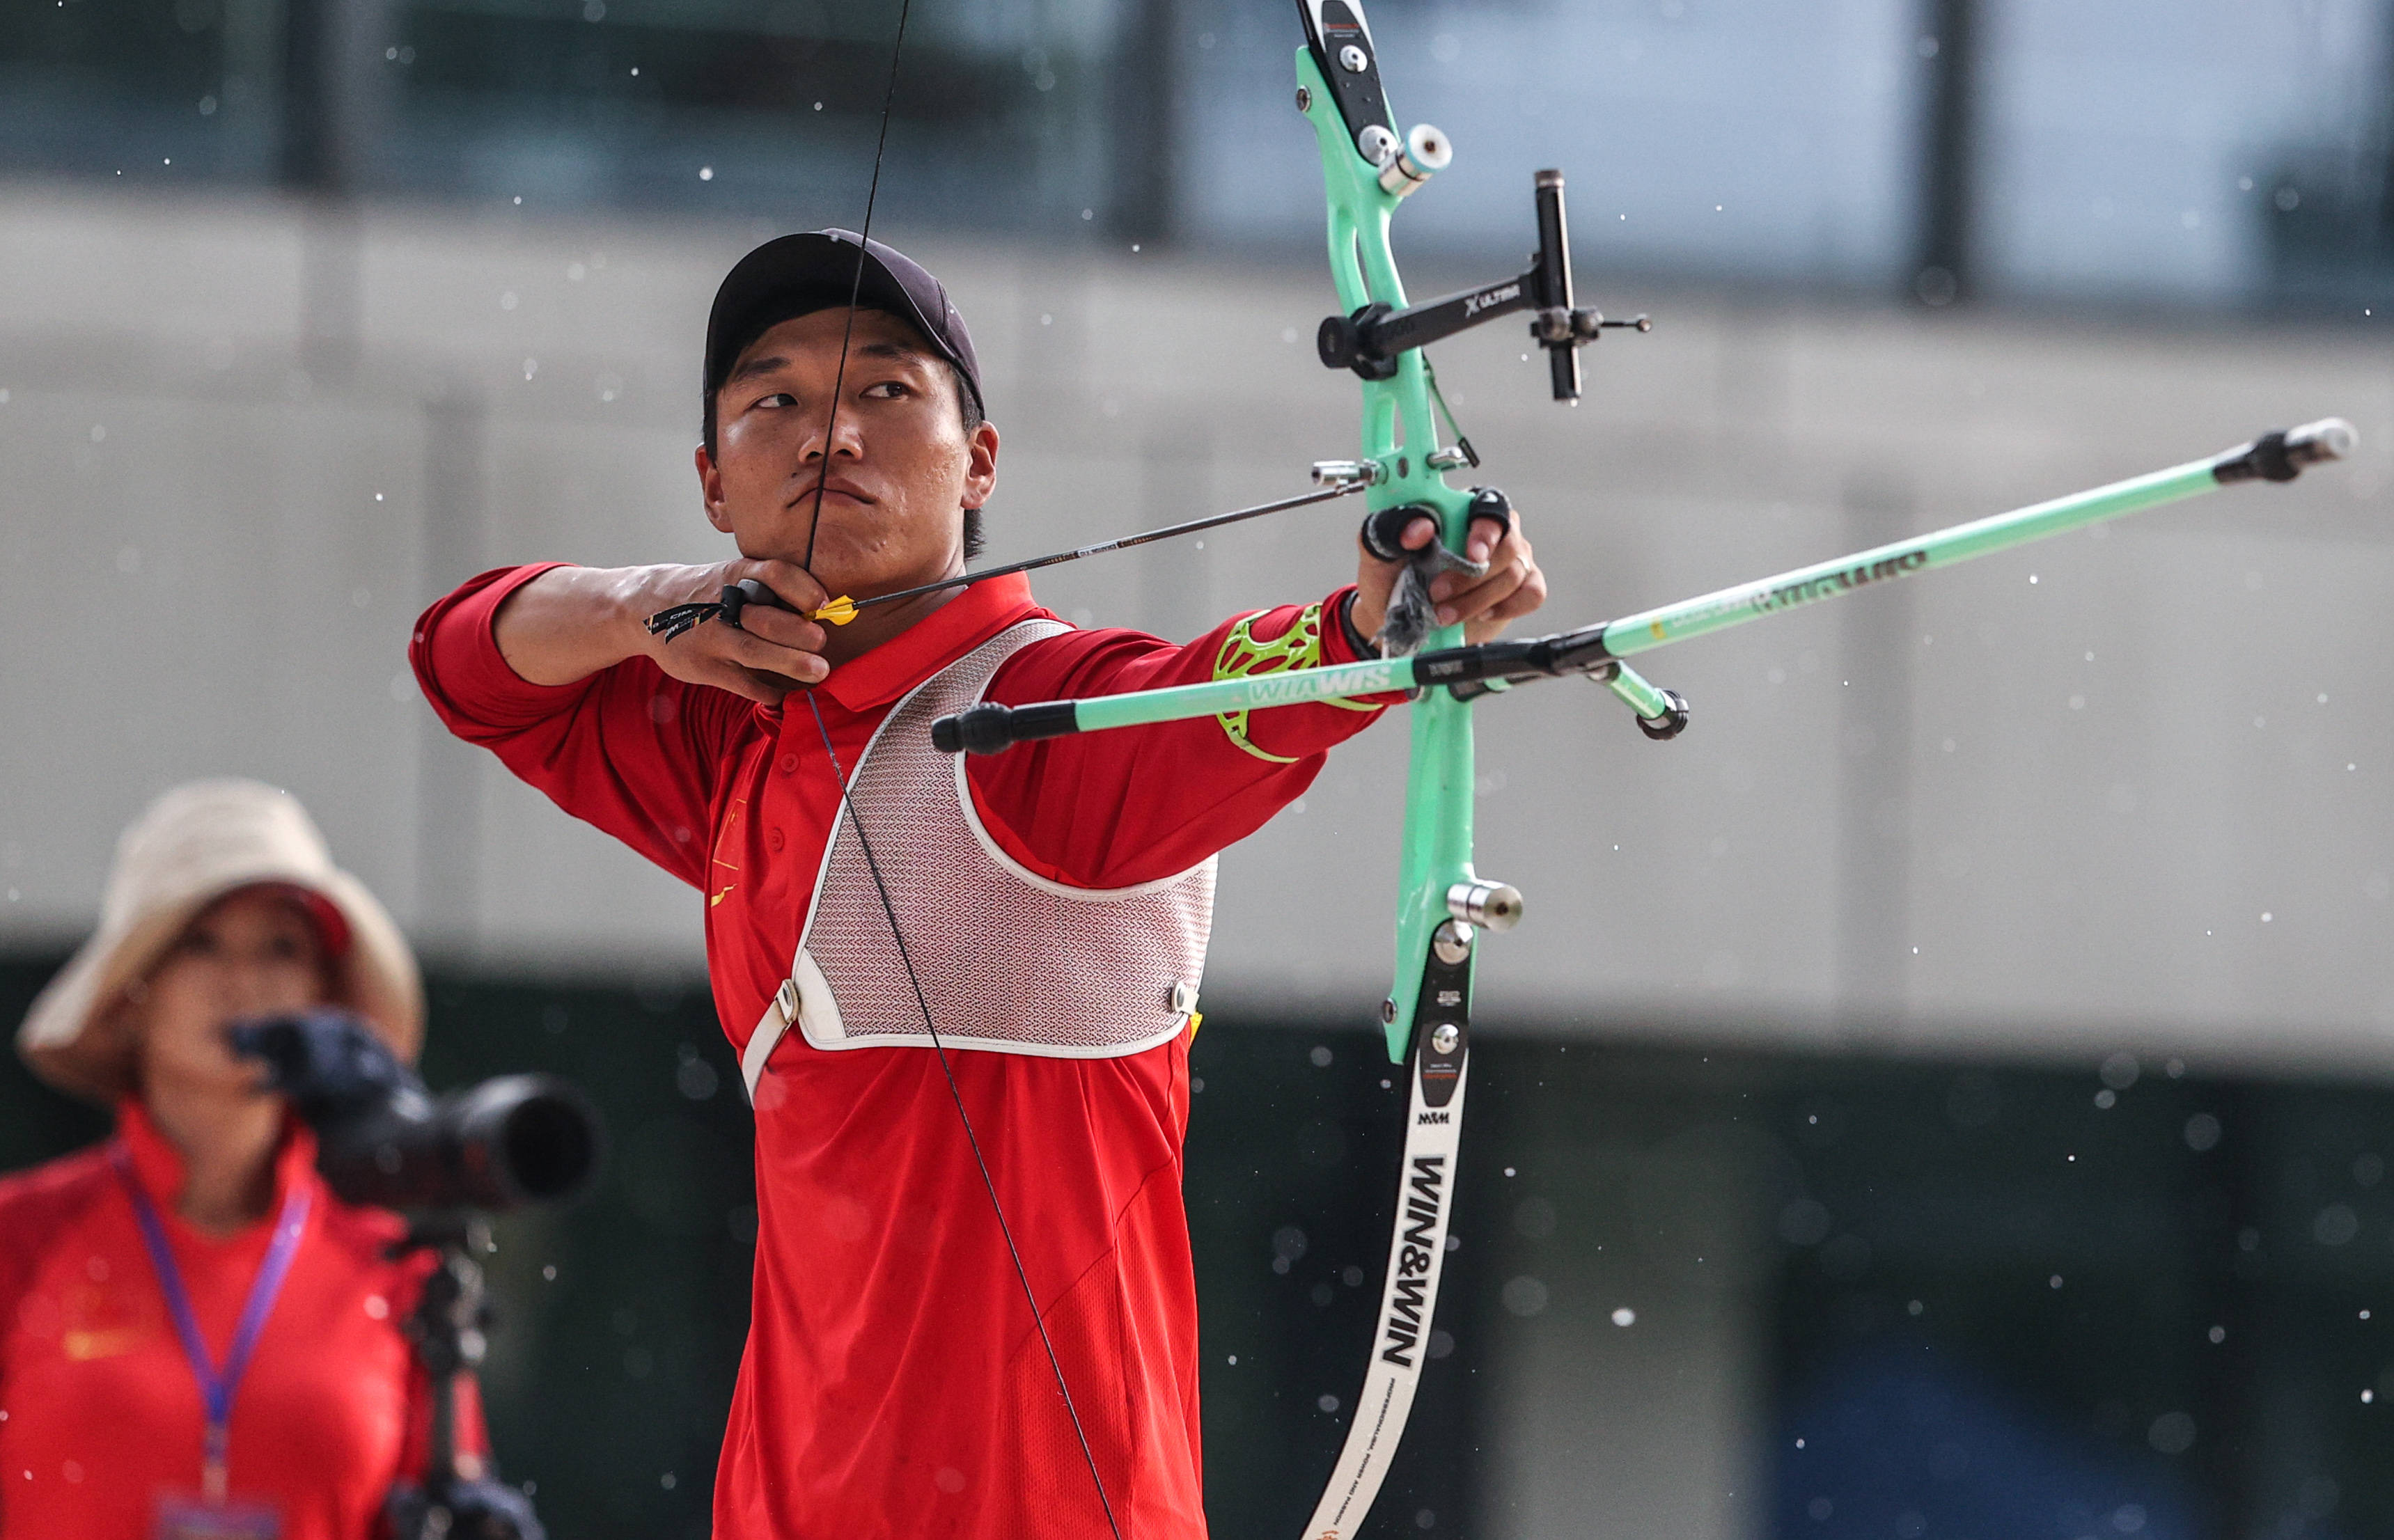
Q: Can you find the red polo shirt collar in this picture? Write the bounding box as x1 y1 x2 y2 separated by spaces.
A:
113 1097 320 1230
804 572 1043 716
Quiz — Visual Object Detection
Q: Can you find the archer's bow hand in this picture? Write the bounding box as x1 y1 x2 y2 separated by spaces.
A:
1350 499 1547 652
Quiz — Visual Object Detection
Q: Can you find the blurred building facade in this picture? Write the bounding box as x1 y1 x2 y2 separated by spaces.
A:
6 0 2394 302
3 193 2386 1068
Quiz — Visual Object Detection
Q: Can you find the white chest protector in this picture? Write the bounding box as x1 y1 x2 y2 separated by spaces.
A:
742 620 1218 1100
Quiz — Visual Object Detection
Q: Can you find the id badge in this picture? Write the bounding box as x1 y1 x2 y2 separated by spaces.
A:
152 1491 283 1540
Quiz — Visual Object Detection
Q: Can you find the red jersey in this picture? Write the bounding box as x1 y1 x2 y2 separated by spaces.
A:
410 568 1388 1538
0 1101 479 1539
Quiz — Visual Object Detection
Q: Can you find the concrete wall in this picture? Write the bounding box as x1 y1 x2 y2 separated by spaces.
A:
3 184 2391 1076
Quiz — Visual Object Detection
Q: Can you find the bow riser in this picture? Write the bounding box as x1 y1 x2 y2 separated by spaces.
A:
1297 44 1489 1067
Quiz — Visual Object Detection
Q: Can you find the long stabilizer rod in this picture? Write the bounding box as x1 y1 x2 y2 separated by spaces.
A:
931 419 2354 755
1595 418 2353 662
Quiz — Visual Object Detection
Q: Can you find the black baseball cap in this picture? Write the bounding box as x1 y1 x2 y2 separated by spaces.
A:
703 229 984 424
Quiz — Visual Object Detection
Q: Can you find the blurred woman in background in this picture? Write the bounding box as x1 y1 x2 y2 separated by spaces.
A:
0 779 478 1540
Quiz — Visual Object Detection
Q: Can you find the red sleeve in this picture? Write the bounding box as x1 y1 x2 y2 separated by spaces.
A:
409 565 747 888
967 586 1393 888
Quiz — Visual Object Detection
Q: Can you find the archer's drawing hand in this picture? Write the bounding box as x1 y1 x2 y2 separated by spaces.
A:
643 560 834 704
1348 506 1547 648
492 561 837 703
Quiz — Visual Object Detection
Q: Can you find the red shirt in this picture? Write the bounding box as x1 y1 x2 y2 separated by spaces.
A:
410 569 1387 1538
0 1101 479 1539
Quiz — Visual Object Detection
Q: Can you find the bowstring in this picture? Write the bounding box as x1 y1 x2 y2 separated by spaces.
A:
798 693 1125 1540
797 0 907 577
793 6 1124 1537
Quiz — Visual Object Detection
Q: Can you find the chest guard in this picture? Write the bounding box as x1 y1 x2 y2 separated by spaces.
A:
744 620 1217 1099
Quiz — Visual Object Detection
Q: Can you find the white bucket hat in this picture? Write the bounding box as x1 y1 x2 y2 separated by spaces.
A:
17 778 424 1104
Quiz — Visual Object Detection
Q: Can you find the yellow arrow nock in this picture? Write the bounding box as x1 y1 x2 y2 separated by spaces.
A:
808 596 859 626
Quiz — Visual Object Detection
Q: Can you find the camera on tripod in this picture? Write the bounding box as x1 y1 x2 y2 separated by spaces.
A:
230 1008 600 1212
233 1009 606 1540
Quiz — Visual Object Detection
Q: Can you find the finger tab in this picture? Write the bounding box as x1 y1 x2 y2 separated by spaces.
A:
1360 503 1446 560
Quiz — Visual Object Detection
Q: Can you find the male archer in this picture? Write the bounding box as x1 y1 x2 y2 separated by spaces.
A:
410 230 1546 1537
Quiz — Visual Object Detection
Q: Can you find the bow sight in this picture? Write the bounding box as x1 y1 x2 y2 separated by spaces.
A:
1299 1 1649 404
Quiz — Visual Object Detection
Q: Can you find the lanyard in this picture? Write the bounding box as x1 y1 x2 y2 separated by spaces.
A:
110 1140 312 1504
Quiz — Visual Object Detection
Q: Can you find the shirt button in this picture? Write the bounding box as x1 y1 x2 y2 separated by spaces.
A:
779 753 798 774
769 828 785 852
